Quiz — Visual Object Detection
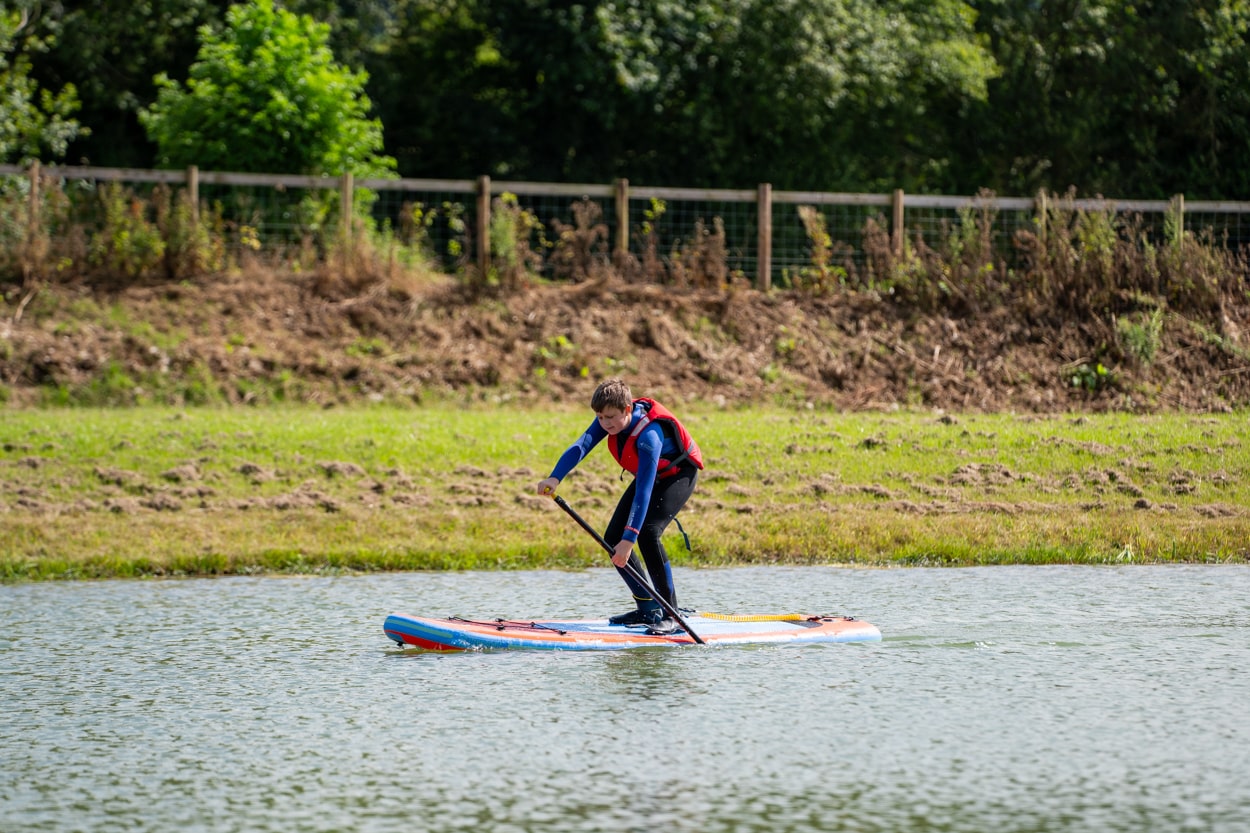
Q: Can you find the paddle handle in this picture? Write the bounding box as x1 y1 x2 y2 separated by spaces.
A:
552 495 704 644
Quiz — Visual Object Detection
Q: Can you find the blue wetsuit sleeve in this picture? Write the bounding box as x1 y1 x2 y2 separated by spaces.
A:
548 418 607 481
621 423 664 544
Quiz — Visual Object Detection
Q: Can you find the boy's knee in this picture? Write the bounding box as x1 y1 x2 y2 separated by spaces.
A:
602 523 624 547
636 529 666 554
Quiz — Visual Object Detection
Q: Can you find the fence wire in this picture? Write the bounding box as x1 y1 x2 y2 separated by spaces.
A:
4 165 1249 287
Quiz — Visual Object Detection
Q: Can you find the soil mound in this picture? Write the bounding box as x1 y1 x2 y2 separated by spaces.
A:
3 272 1249 411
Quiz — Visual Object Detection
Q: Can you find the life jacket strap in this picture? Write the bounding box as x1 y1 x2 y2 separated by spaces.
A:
674 516 692 551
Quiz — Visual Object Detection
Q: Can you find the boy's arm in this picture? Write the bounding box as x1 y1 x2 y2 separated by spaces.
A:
547 418 607 482
619 424 663 544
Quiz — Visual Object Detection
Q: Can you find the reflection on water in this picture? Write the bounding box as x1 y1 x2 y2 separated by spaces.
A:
596 647 694 700
2 566 1248 832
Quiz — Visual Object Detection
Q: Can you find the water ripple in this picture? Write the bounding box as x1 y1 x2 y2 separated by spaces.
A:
2 566 1248 832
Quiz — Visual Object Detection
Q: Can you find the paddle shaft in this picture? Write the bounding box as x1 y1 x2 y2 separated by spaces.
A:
553 495 704 644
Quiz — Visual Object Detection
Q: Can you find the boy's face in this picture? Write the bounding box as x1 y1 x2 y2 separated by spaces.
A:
596 406 631 436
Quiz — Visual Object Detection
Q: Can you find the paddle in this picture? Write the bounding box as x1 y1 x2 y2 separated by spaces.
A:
552 494 705 644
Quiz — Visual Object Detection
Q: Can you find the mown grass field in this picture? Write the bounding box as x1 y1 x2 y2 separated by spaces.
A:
1 404 1247 581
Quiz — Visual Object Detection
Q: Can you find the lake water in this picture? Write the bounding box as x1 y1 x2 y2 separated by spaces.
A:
2 565 1248 833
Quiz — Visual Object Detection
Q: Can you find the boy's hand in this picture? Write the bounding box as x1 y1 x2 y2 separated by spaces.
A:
536 477 559 497
611 539 633 568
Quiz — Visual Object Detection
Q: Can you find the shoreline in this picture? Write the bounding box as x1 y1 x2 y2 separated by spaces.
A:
3 406 1247 581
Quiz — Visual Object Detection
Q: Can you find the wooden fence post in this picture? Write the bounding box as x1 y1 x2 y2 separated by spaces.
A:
187 165 199 225
891 188 905 257
614 178 629 257
27 161 40 242
1037 190 1049 246
341 172 354 273
477 175 491 277
757 182 772 290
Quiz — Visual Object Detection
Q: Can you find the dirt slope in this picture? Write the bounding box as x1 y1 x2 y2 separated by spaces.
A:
3 273 1249 411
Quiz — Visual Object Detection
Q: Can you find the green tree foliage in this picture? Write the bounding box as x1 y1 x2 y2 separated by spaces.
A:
29 0 224 167
589 0 999 190
470 0 639 182
16 0 1250 199
368 0 996 189
34 0 394 169
140 0 396 177
0 4 86 163
366 0 523 179
286 0 402 71
964 0 1250 199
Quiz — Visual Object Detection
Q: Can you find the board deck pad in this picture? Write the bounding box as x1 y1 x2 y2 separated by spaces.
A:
384 611 881 652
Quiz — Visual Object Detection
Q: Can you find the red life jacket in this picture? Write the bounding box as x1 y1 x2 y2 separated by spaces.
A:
607 398 705 478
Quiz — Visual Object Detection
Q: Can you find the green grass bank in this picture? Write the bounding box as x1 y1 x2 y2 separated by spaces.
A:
2 405 1247 581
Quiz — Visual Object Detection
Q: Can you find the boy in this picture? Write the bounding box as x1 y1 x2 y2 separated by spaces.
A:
537 378 703 634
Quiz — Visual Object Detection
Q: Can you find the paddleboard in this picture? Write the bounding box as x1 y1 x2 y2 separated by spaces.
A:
383 611 881 652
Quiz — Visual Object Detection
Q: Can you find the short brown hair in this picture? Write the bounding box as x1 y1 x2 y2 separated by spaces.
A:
591 378 632 412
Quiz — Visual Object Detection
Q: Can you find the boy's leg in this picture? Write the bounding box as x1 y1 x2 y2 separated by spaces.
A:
604 483 662 621
635 467 698 610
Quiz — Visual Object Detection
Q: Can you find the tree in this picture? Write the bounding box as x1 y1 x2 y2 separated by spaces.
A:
368 0 997 189
366 0 524 179
287 0 403 71
589 0 998 190
964 0 1250 199
0 4 87 163
140 0 396 177
30 0 225 167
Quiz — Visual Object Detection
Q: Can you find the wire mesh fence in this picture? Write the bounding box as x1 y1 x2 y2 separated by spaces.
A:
3 163 1249 288
366 178 477 273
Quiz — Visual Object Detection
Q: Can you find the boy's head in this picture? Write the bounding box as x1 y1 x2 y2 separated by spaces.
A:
591 378 632 413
